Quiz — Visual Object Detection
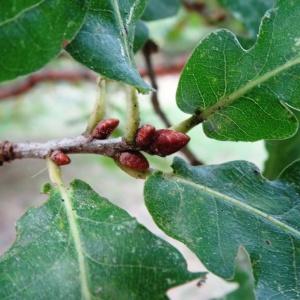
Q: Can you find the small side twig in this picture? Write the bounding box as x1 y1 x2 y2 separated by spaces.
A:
143 41 172 128
0 70 97 101
142 40 203 165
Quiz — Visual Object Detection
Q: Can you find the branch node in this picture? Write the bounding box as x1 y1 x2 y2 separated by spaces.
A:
0 141 14 165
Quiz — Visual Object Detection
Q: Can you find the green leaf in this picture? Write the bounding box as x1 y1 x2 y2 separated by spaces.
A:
67 0 151 93
264 110 300 180
133 21 149 53
0 180 202 299
216 247 255 300
0 1 87 83
142 0 181 21
144 157 300 299
176 0 300 141
218 0 274 38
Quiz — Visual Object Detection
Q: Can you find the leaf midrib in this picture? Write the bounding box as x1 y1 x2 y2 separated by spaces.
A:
0 0 46 27
164 174 300 239
201 56 300 119
57 184 91 300
111 0 131 61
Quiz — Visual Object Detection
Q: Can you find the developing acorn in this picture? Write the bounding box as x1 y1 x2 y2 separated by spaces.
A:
116 151 149 171
149 129 190 156
92 119 119 139
135 124 156 149
50 150 71 166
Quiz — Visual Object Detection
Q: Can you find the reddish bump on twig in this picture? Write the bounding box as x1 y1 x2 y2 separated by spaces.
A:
92 119 120 140
135 124 156 149
117 151 149 171
50 150 71 166
149 129 190 157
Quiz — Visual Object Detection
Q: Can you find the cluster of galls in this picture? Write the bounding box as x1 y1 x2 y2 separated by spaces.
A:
50 119 190 173
118 123 190 172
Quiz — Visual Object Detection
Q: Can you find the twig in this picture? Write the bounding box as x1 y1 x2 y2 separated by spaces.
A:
0 137 134 165
143 41 172 128
143 41 203 166
0 70 97 101
0 63 186 101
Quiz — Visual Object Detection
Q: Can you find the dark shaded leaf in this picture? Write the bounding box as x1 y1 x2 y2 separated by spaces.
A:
67 0 150 93
133 21 149 53
264 110 300 180
142 0 181 21
0 0 87 82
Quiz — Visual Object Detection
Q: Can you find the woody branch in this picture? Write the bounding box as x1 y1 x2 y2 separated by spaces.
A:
0 137 134 166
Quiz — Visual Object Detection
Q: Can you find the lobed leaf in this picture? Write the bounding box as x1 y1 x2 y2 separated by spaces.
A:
145 157 300 299
0 180 202 299
218 0 274 38
67 0 151 93
216 247 255 300
0 0 87 83
177 0 300 141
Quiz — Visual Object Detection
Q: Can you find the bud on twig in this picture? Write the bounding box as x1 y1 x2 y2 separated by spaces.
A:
92 119 119 140
135 124 156 149
50 150 71 166
116 151 149 171
149 129 190 156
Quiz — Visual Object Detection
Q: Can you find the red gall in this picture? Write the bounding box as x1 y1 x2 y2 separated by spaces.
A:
92 119 119 139
149 129 190 156
135 124 156 149
50 150 71 166
117 151 149 171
